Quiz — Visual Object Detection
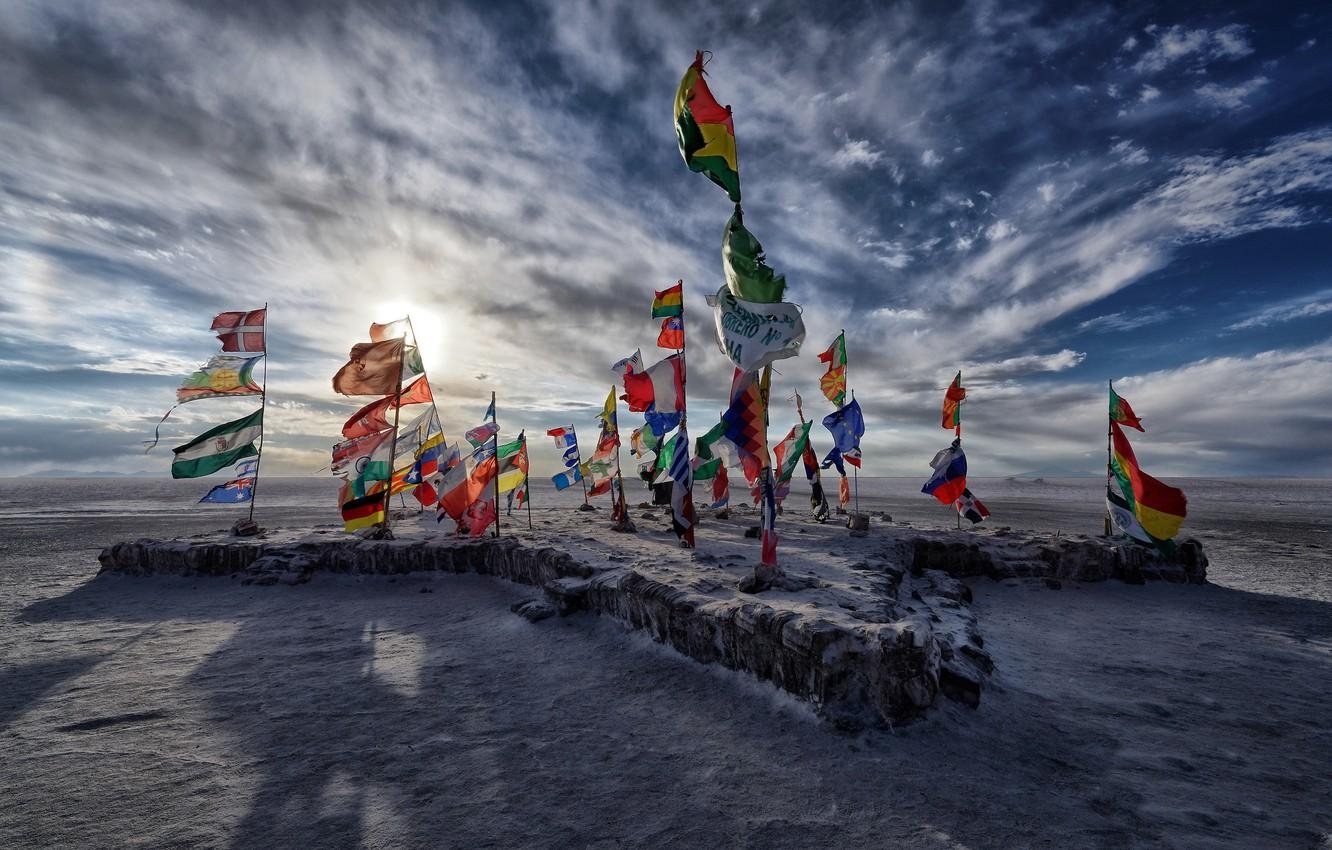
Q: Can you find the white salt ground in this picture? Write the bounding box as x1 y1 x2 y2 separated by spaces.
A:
1 479 1330 849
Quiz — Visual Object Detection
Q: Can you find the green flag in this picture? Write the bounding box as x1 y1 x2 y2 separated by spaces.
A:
171 408 263 479
722 211 786 303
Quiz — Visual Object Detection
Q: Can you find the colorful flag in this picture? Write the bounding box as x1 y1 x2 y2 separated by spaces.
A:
1109 382 1144 431
438 444 498 522
332 338 404 396
611 349 643 379
954 488 990 524
331 428 395 481
341 375 433 439
483 396 496 422
721 370 769 465
818 332 847 406
651 282 685 319
621 353 685 413
176 355 263 404
341 491 386 532
838 474 851 508
942 371 965 436
922 442 968 504
392 406 438 461
211 308 266 353
465 421 500 447
232 458 259 478
706 465 730 511
198 476 255 504
1110 422 1187 543
674 51 740 203
657 316 685 349
822 399 864 468
773 422 813 485
461 497 497 537
668 424 695 548
496 433 529 494
597 386 619 434
644 404 682 438
171 408 263 479
759 467 778 566
691 456 722 480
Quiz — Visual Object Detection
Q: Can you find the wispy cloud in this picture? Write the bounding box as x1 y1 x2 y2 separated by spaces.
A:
1227 290 1332 330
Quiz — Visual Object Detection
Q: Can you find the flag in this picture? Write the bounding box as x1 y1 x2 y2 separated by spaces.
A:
644 404 682 438
439 444 498 521
691 456 722 481
547 425 577 446
402 346 425 379
612 349 644 380
707 465 730 511
773 422 813 486
331 428 395 481
954 488 990 524
719 370 769 465
211 308 266 352
822 399 864 468
1106 472 1154 547
465 421 500 447
507 479 528 515
552 467 583 490
483 396 496 422
942 371 965 436
1109 382 1144 431
341 375 433 439
1109 422 1187 543
496 433 529 494
707 285 805 372
656 316 685 350
232 458 259 478
722 211 785 303
759 467 778 566
668 424 695 547
621 353 685 413
392 406 438 461
838 474 851 508
651 281 685 319
176 355 263 404
171 408 263 479
597 386 619 434
369 319 410 344
922 442 968 504
198 476 254 504
332 338 405 396
341 491 386 532
818 332 847 406
674 51 740 203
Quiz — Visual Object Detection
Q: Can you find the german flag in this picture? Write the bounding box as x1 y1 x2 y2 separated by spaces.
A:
341 491 385 532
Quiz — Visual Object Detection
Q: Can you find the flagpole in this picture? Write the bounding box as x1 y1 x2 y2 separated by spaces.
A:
677 279 690 526
382 336 406 534
610 386 628 525
491 391 500 539
524 433 533 530
1105 380 1113 536
247 302 269 525
405 314 441 514
575 425 590 507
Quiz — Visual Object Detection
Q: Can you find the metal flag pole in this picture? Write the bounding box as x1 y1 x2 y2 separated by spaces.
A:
405 314 441 514
247 302 270 525
381 335 406 534
491 391 500 539
524 432 533 530
1105 379 1113 536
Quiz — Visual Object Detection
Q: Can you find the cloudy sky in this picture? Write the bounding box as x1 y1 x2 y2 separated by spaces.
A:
2 0 1330 479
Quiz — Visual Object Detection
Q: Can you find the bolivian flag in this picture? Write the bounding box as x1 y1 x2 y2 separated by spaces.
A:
651 282 684 319
1109 422 1187 544
675 51 740 203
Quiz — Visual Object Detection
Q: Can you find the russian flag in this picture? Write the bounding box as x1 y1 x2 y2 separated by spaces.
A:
922 443 968 504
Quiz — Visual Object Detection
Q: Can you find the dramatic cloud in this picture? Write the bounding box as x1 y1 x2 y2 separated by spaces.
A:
0 0 1329 480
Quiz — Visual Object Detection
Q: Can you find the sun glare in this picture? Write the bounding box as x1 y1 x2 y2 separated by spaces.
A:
373 301 450 372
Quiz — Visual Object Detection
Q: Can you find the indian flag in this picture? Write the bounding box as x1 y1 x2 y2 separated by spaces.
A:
171 409 263 479
674 51 740 203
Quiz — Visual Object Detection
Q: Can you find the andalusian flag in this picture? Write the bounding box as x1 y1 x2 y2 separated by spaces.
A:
674 51 740 203
1109 382 1144 431
1109 422 1187 545
652 282 684 318
171 409 262 479
818 333 847 406
942 371 965 436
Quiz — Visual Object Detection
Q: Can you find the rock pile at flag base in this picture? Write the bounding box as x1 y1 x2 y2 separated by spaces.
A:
98 513 1206 727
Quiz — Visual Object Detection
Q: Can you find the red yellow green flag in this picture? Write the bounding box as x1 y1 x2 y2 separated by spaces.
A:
1109 422 1187 542
674 51 740 203
942 371 965 436
1109 383 1144 431
652 282 684 318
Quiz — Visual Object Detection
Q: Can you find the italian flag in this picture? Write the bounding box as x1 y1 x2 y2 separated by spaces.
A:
171 409 263 479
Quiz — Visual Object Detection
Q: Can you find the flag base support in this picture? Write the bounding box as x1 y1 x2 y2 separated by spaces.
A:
846 513 870 534
230 519 261 537
577 503 597 512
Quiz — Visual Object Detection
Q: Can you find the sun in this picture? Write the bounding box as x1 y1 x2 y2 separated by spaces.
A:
373 302 450 372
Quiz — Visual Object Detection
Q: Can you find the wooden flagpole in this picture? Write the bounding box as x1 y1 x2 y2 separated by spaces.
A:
491 391 500 539
575 425 590 507
405 314 442 514
1105 380 1113 536
382 335 406 533
247 302 270 525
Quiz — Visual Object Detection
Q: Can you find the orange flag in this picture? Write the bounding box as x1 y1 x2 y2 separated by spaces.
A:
332 338 404 396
